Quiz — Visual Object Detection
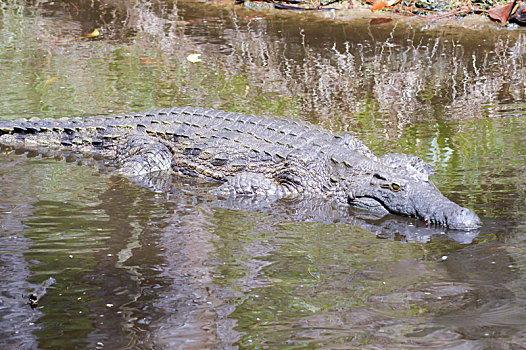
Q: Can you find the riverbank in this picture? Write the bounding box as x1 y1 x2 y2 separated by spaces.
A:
236 0 524 29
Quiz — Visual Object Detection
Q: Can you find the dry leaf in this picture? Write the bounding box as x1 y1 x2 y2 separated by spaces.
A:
371 0 400 12
371 1 387 11
140 57 158 64
44 76 57 87
488 1 516 24
85 28 100 38
57 28 100 43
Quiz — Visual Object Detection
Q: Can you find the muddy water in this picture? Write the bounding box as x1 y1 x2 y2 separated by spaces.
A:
0 1 525 349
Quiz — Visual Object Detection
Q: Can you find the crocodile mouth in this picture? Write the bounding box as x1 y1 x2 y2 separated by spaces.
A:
349 196 391 215
350 195 482 231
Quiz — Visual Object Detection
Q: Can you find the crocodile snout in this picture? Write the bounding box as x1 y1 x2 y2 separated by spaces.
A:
445 207 482 230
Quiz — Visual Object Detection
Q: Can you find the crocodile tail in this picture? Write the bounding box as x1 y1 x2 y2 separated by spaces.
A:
0 116 115 151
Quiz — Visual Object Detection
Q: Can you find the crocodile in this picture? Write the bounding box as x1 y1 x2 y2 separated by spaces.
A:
0 106 481 230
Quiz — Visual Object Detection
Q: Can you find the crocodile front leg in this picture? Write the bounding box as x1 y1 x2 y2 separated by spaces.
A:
215 172 292 199
116 135 174 176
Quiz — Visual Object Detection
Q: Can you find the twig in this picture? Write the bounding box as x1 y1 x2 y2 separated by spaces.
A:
426 6 470 23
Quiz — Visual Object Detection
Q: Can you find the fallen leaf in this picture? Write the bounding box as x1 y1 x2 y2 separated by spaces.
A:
85 28 100 38
56 28 100 43
488 1 516 24
371 1 387 12
370 17 393 25
44 76 57 87
371 0 399 12
140 57 158 64
187 54 202 63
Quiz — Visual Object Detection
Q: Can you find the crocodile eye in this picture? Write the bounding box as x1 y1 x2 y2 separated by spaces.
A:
391 183 401 192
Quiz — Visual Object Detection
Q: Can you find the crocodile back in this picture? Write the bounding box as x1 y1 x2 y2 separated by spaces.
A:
0 107 376 175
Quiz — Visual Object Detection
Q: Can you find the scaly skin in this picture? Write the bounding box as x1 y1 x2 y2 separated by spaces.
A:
0 107 481 230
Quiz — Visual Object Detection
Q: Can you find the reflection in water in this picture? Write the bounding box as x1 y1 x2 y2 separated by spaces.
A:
0 0 524 348
0 152 525 349
437 243 526 343
0 189 39 348
147 190 241 349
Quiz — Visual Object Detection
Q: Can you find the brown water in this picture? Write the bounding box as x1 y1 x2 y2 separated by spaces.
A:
0 1 525 349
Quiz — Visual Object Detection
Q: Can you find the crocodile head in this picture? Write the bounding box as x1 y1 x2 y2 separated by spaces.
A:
347 169 481 231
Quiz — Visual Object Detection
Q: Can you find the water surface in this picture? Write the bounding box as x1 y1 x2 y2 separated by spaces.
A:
0 1 525 348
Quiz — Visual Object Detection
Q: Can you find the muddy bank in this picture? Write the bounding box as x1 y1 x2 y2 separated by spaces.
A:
234 0 526 30
239 0 524 28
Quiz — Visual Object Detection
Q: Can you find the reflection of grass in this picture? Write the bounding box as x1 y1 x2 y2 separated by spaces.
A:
3 0 526 126
2 1 526 124
0 1 28 45
15 159 113 348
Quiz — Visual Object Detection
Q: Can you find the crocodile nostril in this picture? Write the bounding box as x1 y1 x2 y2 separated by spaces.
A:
373 173 387 181
447 207 482 230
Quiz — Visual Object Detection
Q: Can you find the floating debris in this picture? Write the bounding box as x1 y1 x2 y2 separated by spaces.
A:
187 54 202 63
28 277 56 307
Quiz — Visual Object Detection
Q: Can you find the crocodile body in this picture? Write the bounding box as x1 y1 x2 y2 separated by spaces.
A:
0 107 481 230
